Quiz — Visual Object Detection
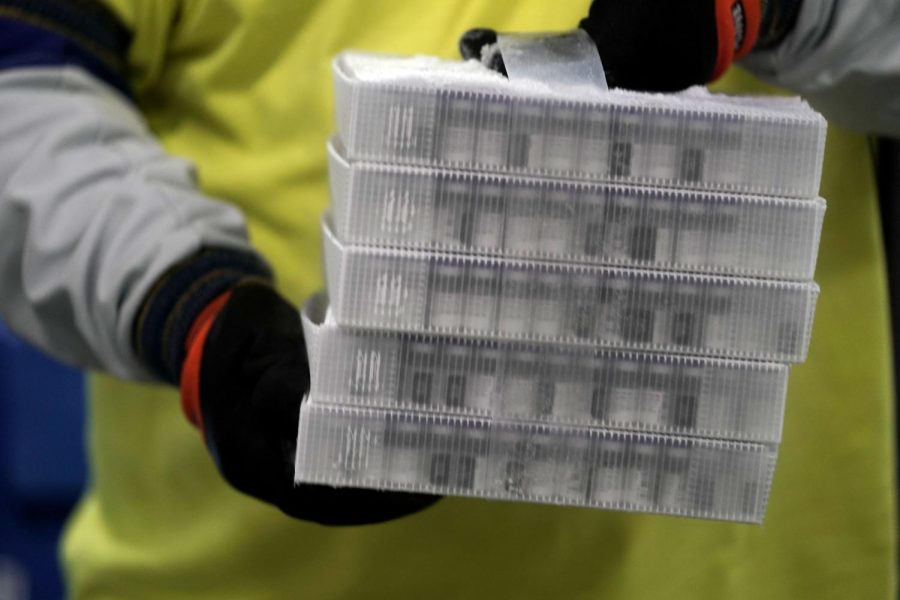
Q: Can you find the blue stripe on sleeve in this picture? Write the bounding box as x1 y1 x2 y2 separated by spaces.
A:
0 14 131 97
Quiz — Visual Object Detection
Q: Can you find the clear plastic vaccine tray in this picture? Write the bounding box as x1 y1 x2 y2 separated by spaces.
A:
301 295 787 443
329 140 825 279
294 402 776 523
333 52 827 198
323 217 819 362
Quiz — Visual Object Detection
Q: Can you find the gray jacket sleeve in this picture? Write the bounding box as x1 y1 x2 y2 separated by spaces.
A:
0 66 267 381
741 0 900 136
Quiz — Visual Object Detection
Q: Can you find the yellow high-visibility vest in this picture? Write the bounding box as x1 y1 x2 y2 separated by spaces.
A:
67 1 896 597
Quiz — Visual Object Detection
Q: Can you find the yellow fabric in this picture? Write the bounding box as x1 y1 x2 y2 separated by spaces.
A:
65 1 897 597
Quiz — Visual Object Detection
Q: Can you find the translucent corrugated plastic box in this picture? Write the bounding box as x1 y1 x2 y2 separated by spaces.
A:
329 139 825 279
333 52 827 198
322 217 819 362
294 403 777 523
301 295 788 443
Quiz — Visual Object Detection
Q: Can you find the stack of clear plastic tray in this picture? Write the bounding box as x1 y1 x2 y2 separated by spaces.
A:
295 51 827 523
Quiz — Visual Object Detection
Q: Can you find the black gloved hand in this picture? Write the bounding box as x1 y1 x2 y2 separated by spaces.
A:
460 0 803 92
180 280 440 525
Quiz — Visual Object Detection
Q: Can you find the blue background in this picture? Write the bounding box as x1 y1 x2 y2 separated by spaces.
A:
0 322 86 600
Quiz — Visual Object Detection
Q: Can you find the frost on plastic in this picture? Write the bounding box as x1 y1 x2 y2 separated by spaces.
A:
298 47 827 523
302 301 788 443
323 218 819 362
329 140 825 279
333 52 826 198
295 403 777 523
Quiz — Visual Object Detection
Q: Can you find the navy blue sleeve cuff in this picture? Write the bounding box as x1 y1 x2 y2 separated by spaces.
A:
133 249 274 384
0 0 132 97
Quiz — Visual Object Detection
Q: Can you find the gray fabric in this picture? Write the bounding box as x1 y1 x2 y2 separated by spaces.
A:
742 0 900 136
0 66 262 380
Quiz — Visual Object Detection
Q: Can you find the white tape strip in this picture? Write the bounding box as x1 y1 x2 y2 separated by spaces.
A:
497 29 608 98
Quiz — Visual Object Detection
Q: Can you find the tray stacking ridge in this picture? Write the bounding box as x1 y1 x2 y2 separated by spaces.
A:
323 217 819 363
329 140 826 280
301 297 788 443
333 52 827 198
295 402 777 523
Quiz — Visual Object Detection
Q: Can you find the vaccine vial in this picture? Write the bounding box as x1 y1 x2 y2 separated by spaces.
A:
440 345 471 410
467 347 502 414
505 184 542 255
550 354 592 422
609 140 633 178
558 434 592 503
590 439 627 506
621 285 655 347
429 452 453 487
382 95 419 155
337 421 385 480
707 201 741 269
475 99 511 168
608 107 639 178
439 94 477 164
607 361 642 426
501 352 539 417
639 362 673 428
577 191 610 259
376 178 423 244
471 181 506 251
644 280 670 346
526 435 560 498
588 357 613 422
703 286 736 353
539 186 575 256
463 266 499 332
646 198 675 265
656 444 691 510
622 442 658 508
498 269 534 336
704 115 744 186
427 263 465 331
532 272 566 338
670 284 703 349
687 117 717 181
740 480 761 521
668 368 702 432
348 345 384 397
641 111 682 181
692 475 718 515
577 109 611 178
567 273 601 340
433 178 470 248
426 424 457 488
400 341 436 407
679 146 705 184
501 437 529 496
370 265 411 325
439 426 488 492
674 200 710 269
599 277 631 344
607 192 639 263
510 99 546 170
776 320 801 358
543 107 580 174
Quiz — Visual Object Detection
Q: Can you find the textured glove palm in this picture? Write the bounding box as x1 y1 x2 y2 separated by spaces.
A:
181 281 440 525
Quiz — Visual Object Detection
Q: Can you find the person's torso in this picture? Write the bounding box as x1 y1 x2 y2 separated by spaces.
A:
66 1 897 597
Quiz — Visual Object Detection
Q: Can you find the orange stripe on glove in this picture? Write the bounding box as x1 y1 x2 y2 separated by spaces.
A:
179 290 233 433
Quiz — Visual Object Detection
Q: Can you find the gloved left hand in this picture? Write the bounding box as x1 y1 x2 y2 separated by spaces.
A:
178 279 441 525
461 0 802 92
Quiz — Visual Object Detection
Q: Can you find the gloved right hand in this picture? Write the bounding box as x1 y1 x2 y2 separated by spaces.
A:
132 258 441 526
461 0 803 92
177 280 442 525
